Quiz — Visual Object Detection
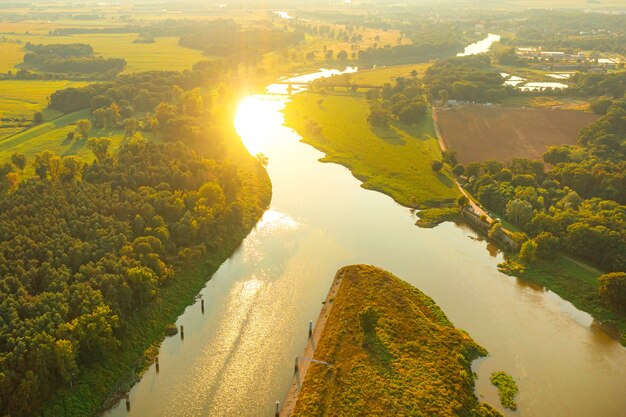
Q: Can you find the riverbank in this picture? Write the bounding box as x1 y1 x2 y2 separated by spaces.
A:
285 265 502 416
279 270 344 416
431 107 626 346
283 91 460 224
39 123 272 417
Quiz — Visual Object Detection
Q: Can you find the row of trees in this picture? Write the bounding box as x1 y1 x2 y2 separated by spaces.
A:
366 77 429 127
20 43 126 76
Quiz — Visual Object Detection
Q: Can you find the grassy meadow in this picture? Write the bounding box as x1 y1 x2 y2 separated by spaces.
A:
292 264 501 416
0 108 155 175
283 92 460 210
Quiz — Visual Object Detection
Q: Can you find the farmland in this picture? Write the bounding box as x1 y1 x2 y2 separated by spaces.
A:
0 42 24 72
0 80 88 140
436 104 599 164
1 34 207 73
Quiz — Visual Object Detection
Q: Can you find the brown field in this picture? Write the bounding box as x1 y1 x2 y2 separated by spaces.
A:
436 104 599 163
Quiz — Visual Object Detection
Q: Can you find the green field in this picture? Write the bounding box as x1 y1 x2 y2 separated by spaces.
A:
0 43 24 73
0 80 88 140
2 34 208 73
284 92 460 210
0 109 154 175
293 265 500 416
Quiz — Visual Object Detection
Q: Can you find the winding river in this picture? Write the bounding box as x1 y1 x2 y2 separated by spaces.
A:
103 63 626 417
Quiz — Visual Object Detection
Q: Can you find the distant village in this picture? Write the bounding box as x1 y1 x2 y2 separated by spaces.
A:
515 46 624 71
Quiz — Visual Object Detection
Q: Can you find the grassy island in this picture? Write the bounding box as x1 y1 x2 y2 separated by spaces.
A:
289 265 501 417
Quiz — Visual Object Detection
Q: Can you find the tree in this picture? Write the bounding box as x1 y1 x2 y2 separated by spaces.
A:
599 272 626 311
457 195 470 207
76 119 92 140
534 232 559 258
431 160 443 172
505 198 533 227
442 150 458 166
325 49 333 60
337 50 348 61
33 111 44 124
33 150 55 180
519 240 538 263
439 89 449 106
453 164 465 176
6 171 20 192
54 339 78 386
124 118 138 138
62 155 85 182
11 153 26 170
48 155 63 182
367 107 391 127
87 137 112 162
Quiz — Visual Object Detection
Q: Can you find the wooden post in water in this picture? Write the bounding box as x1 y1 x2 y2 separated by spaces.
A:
294 356 299 374
155 356 159 373
201 299 205 313
180 325 184 340
275 401 280 417
125 393 130 412
308 320 313 339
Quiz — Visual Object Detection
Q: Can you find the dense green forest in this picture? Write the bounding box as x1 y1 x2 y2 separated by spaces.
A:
0 64 270 416
18 43 127 78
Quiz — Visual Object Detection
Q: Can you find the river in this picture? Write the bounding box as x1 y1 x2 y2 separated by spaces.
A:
103 61 626 417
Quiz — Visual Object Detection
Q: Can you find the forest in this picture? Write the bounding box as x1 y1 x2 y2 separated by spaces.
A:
0 63 269 416
16 43 127 79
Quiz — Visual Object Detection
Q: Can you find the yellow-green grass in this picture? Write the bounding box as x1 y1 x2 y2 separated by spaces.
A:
293 264 501 417
3 34 208 73
0 43 24 72
0 109 154 176
0 80 87 117
498 95 591 112
500 253 626 345
284 92 460 209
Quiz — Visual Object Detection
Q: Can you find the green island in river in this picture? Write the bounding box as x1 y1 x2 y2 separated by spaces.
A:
286 264 502 417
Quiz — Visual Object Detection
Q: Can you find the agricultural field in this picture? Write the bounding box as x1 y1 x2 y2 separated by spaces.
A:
0 108 154 175
291 264 500 417
0 80 88 140
0 42 24 73
1 34 208 73
436 104 599 164
284 92 460 209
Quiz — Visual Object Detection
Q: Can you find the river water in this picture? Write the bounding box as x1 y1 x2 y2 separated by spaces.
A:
103 63 626 417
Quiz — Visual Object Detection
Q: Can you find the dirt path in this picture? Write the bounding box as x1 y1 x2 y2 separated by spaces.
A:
279 275 344 416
